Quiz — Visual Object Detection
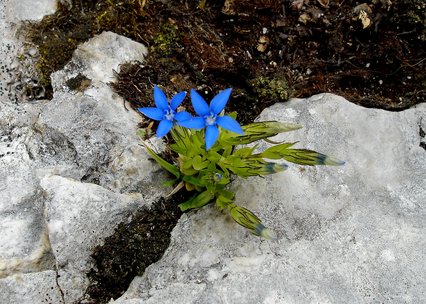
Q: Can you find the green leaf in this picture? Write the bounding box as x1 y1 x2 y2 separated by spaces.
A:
163 179 178 187
170 144 183 154
182 175 206 187
181 155 194 169
179 190 215 211
233 145 257 158
143 143 180 178
218 189 235 200
216 195 233 210
207 150 223 162
179 155 201 175
170 127 189 154
192 155 210 170
180 166 198 176
215 189 235 210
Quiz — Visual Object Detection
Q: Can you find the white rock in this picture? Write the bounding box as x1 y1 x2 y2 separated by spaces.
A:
0 0 57 98
0 271 64 304
52 31 148 90
114 94 426 304
0 5 162 302
40 175 142 302
5 0 57 22
1 0 425 302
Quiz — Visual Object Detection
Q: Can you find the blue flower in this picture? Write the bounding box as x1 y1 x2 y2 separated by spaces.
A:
138 86 191 137
179 88 244 150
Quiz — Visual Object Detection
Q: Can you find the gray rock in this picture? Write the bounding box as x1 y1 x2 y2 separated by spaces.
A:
0 3 164 301
40 175 142 302
114 94 426 304
5 0 57 22
0 271 64 304
0 0 57 100
52 31 148 90
2 0 425 303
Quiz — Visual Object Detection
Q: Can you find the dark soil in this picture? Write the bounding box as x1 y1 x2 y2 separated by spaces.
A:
23 0 425 113
80 192 189 303
20 0 425 303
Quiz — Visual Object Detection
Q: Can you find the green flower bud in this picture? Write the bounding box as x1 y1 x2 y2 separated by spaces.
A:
227 203 276 240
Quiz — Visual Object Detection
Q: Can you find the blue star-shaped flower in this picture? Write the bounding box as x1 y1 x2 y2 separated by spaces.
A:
179 88 244 150
138 86 191 137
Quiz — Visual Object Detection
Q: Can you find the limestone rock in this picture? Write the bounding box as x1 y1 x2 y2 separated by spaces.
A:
1 0 425 302
5 0 57 22
52 31 148 89
0 3 162 301
0 271 64 304
40 175 142 302
115 94 426 304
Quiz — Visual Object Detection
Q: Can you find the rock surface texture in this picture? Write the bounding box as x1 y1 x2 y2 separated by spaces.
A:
1 1 425 304
114 95 426 304
0 1 166 303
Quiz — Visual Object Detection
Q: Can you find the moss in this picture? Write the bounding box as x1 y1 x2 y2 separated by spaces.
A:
151 23 181 56
250 75 294 102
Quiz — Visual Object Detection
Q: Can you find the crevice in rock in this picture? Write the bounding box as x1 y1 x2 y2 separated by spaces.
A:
54 265 66 304
80 166 102 185
80 191 191 303
419 120 426 151
41 192 65 303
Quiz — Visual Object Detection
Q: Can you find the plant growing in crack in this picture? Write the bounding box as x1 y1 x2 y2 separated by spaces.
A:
139 86 345 239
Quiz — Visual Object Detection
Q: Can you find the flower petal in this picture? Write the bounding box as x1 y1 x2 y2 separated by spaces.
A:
216 116 244 134
178 117 205 129
205 125 220 150
170 91 187 110
174 111 192 122
210 88 232 114
138 107 164 121
190 89 210 116
156 119 173 137
153 86 169 110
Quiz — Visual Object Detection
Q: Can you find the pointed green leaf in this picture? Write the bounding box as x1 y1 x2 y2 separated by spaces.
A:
216 195 233 210
207 150 223 162
180 166 198 176
143 143 180 178
163 179 178 187
182 175 206 187
192 155 210 170
179 190 215 211
219 189 235 200
233 146 257 158
170 127 190 154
